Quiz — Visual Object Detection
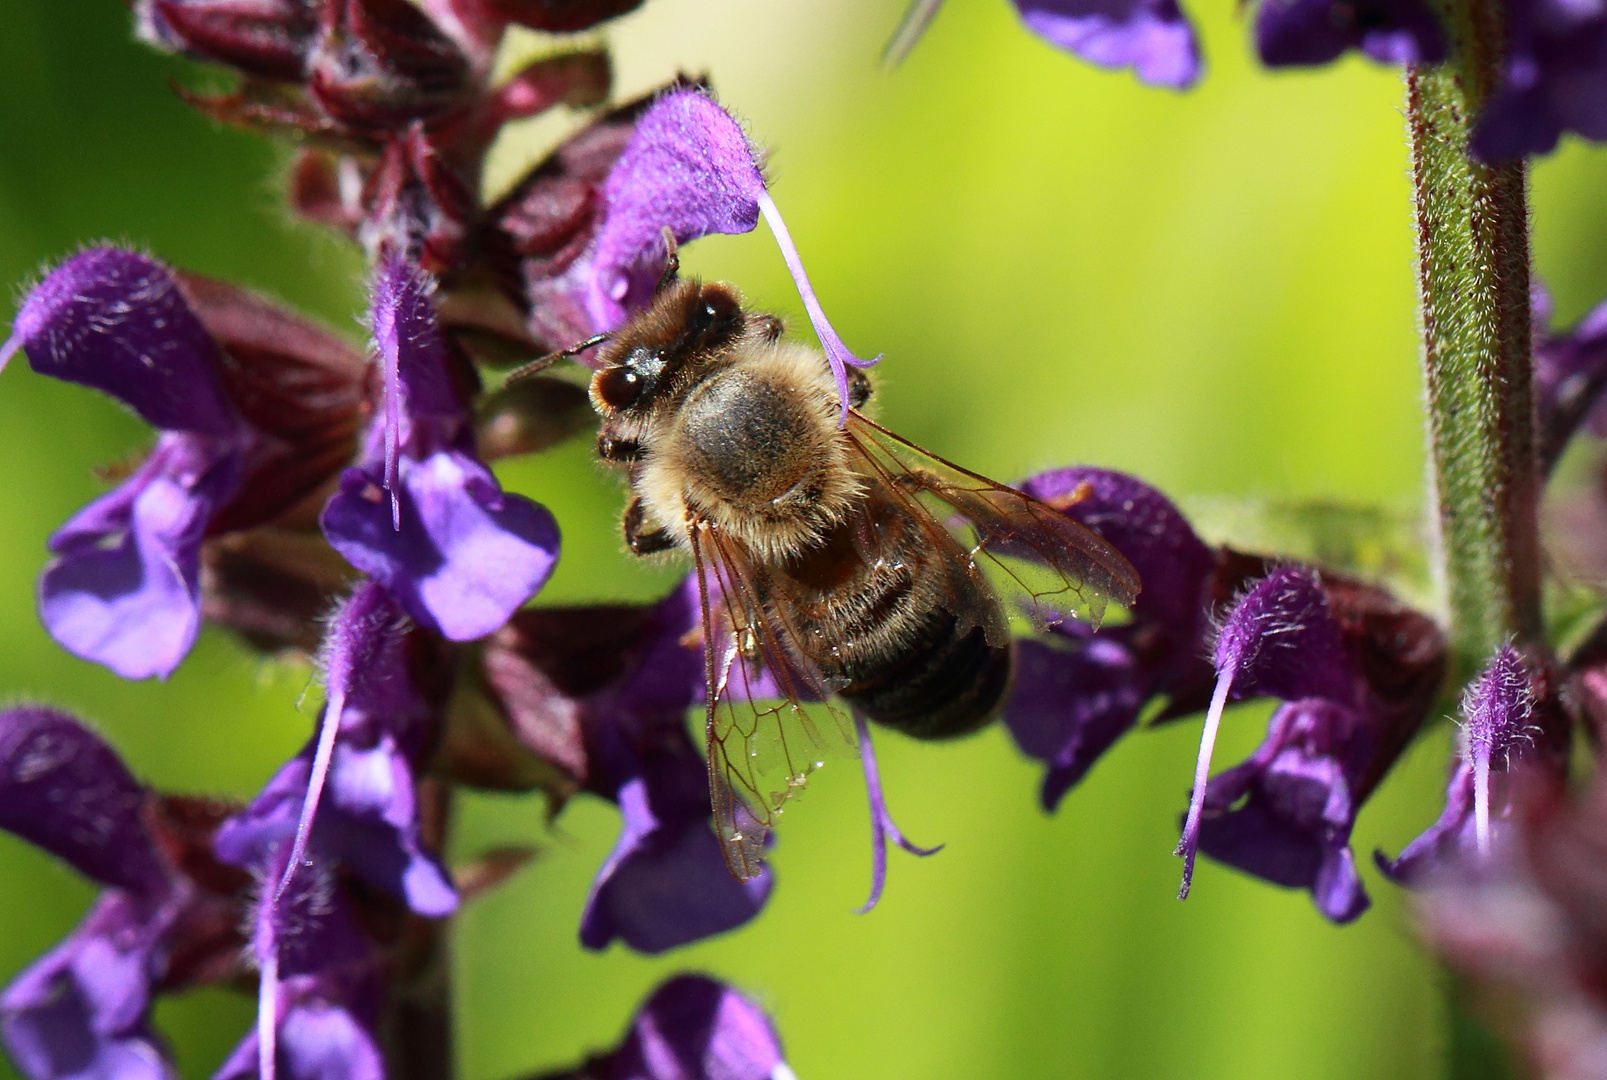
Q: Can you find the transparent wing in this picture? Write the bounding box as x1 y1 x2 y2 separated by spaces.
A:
689 518 857 882
843 412 1141 634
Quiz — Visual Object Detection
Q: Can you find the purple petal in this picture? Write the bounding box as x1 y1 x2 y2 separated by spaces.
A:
0 708 167 894
214 976 384 1080
589 89 766 331
217 592 458 919
1014 0 1202 88
1004 637 1152 811
4 249 235 436
602 975 787 1080
1376 760 1479 883
1471 0 1607 161
0 892 179 1080
320 451 559 641
1194 700 1373 923
1254 0 1445 67
580 777 772 954
39 434 241 680
1017 468 1214 631
1214 566 1350 704
854 713 942 914
370 260 460 527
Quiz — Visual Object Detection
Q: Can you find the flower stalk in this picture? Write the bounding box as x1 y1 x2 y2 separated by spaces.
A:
1408 0 1539 681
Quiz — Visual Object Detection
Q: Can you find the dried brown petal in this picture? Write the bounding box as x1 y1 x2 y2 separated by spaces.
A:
475 376 592 459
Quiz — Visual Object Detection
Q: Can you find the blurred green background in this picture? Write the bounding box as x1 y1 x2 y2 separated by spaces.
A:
1 1 1605 1078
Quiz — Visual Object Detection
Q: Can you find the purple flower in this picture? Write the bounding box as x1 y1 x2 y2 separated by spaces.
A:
495 85 876 421
1472 0 1607 161
0 708 250 1080
320 258 558 642
212 974 384 1080
1535 287 1607 472
536 974 792 1080
1176 567 1445 922
479 579 773 954
1 250 245 679
1002 468 1218 810
214 840 384 1080
883 0 1200 88
1379 645 1568 883
0 249 366 680
213 583 458 920
1253 0 1445 67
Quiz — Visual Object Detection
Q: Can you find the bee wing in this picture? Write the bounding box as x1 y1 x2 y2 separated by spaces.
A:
843 412 1141 635
688 517 857 882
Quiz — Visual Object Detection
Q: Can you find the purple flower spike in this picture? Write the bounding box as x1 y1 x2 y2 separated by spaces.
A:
548 974 792 1080
854 713 942 914
1004 469 1218 809
1254 0 1445 67
1379 646 1541 882
1471 0 1607 161
321 259 559 640
1015 0 1203 89
215 584 457 919
591 88 878 423
1176 567 1346 899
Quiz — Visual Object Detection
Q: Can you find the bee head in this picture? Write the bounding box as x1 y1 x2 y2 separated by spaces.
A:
589 279 746 417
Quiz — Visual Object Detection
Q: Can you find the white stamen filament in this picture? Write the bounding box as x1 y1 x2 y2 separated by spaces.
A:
1176 671 1235 899
256 930 278 1080
1473 750 1491 859
275 685 345 902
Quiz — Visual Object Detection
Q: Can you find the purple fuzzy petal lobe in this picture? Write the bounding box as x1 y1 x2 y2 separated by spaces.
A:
5 249 235 436
0 709 166 895
1254 0 1445 67
589 89 766 330
581 975 789 1080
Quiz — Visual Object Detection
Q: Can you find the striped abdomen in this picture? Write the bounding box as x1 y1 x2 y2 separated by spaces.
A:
773 499 1013 741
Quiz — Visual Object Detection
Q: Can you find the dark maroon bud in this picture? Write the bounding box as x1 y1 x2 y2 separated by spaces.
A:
1319 574 1449 802
361 124 479 277
174 273 370 533
200 529 358 653
489 48 611 125
307 0 470 134
475 376 593 459
486 80 702 346
141 796 253 991
488 0 645 33
473 604 666 794
141 0 319 82
170 79 342 139
287 148 365 234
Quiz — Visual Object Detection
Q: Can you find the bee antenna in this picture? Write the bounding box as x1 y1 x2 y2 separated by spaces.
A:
504 333 611 384
656 225 680 295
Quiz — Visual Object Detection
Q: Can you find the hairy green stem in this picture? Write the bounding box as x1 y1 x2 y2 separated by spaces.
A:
1408 0 1539 682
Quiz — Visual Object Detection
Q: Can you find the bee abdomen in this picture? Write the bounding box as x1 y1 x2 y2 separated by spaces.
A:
837 605 1012 741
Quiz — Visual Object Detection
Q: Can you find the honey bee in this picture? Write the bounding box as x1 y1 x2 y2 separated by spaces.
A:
569 259 1140 880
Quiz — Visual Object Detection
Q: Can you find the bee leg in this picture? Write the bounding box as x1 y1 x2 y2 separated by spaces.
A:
846 367 873 409
655 226 680 294
623 497 676 556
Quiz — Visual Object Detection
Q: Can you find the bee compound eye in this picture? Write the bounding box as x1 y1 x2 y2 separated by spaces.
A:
594 366 642 410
